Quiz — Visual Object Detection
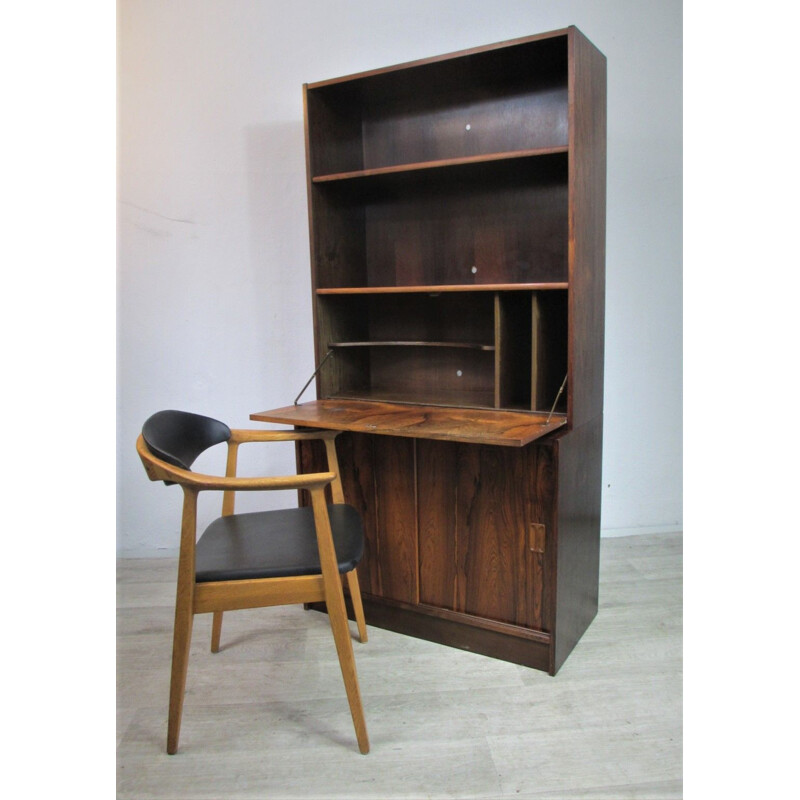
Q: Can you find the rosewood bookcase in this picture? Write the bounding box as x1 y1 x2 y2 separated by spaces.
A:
253 26 606 674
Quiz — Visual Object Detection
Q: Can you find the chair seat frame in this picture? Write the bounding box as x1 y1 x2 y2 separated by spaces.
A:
136 427 369 755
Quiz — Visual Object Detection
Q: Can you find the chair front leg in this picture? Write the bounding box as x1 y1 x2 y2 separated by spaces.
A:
311 489 369 754
167 597 194 754
167 488 198 755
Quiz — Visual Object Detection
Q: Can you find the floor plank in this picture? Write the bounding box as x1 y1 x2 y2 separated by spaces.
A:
117 532 682 799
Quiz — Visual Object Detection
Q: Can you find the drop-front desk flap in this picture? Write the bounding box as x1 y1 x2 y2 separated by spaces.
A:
250 399 567 447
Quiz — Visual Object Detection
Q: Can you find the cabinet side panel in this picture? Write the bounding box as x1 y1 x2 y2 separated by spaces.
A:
305 86 364 176
309 185 367 291
305 88 368 294
568 30 606 427
316 296 370 397
552 415 603 673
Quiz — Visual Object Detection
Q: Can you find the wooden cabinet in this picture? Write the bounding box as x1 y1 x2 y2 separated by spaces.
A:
253 27 606 674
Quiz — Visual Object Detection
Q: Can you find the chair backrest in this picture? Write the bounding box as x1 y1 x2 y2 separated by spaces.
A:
142 410 231 476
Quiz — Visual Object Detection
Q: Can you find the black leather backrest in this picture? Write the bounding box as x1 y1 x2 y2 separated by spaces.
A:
142 410 231 471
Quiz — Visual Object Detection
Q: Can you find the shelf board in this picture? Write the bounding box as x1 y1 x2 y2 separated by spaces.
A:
317 283 568 295
251 399 567 448
311 146 568 184
329 340 495 351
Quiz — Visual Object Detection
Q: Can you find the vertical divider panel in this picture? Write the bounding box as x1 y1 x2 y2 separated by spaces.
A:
493 293 501 408
531 292 541 411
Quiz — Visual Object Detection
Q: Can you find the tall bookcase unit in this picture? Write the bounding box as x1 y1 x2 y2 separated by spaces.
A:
253 27 606 674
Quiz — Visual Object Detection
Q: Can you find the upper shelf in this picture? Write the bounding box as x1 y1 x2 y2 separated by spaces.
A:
251 400 567 448
311 146 569 184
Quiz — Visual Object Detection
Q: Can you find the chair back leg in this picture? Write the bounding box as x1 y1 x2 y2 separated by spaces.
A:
211 611 224 653
346 570 368 643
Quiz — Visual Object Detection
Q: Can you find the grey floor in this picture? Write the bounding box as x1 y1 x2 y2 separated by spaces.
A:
117 532 682 799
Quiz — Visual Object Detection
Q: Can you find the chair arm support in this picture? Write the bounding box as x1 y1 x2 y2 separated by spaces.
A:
136 435 336 491
174 470 336 492
227 428 339 445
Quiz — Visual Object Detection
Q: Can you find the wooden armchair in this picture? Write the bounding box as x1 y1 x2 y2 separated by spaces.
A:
136 410 369 755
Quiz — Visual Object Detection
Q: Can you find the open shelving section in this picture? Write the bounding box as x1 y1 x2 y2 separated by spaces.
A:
252 27 606 674
316 286 567 414
309 150 570 292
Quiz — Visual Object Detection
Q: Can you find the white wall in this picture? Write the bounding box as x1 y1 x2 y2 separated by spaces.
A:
118 0 682 555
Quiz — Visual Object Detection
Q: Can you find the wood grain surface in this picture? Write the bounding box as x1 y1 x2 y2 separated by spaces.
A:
251 400 566 447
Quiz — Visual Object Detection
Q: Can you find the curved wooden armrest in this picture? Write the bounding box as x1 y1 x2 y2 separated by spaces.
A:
136 435 335 492
227 428 339 445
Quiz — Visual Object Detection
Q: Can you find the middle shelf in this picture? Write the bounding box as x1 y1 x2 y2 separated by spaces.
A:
311 146 569 184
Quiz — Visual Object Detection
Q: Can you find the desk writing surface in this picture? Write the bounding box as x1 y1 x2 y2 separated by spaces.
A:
250 400 566 447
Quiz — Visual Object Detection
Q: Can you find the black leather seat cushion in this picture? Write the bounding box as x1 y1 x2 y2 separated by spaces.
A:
195 504 364 583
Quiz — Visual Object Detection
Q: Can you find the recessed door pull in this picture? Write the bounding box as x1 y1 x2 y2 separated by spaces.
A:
530 523 546 553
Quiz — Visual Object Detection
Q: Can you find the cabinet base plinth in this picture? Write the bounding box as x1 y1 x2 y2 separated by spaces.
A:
308 597 555 674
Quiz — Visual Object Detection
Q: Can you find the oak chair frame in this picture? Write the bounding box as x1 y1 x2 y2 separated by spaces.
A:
136 427 369 755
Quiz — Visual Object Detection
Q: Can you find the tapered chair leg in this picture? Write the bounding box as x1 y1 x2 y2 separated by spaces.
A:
210 611 223 653
167 603 194 754
168 487 198 755
326 589 370 754
346 570 368 643
310 488 369 754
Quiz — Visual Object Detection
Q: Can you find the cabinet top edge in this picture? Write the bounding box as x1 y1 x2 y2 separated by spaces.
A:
304 26 582 91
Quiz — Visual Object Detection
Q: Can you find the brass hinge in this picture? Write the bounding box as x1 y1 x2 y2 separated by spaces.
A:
530 523 546 553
